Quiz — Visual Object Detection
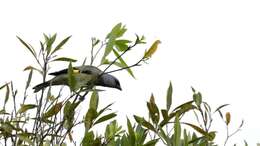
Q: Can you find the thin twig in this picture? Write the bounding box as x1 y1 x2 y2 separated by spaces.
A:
101 39 139 75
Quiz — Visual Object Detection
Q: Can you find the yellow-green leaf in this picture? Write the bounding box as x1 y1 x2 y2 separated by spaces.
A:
94 113 117 125
68 62 76 91
51 35 71 55
90 90 99 111
166 82 172 111
43 102 63 119
17 36 36 58
112 49 135 78
144 40 161 58
52 57 77 62
23 65 43 74
18 104 37 114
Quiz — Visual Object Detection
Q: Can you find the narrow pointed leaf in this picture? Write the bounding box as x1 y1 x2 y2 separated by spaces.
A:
183 122 210 137
84 108 97 131
101 23 126 63
24 66 43 74
193 92 202 107
94 113 116 125
17 36 36 58
166 82 173 111
134 115 156 132
46 34 57 55
144 139 159 146
127 118 135 145
18 104 37 114
52 36 71 55
112 49 135 78
115 39 131 52
25 69 33 89
68 62 76 91
52 57 77 62
4 84 9 105
17 133 34 145
90 90 99 111
43 102 63 118
174 116 181 146
97 103 114 117
144 40 161 58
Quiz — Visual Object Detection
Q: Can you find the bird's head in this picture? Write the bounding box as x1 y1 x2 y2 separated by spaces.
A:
96 73 122 90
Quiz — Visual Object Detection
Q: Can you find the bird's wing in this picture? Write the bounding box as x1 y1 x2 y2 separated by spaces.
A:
49 67 82 76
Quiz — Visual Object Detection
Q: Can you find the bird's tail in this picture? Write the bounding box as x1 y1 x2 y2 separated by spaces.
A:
33 81 50 93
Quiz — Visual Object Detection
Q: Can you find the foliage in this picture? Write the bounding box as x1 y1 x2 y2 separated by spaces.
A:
0 23 247 146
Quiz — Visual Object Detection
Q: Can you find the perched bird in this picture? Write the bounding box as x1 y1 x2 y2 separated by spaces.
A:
33 65 121 92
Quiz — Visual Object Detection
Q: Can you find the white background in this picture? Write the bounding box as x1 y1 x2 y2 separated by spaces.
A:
0 0 260 145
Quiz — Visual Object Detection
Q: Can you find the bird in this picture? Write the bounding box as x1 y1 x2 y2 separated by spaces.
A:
33 65 121 93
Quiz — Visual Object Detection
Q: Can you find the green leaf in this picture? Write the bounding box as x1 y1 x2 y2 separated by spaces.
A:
115 39 131 52
144 139 159 146
147 94 160 124
172 100 194 112
161 109 168 120
208 131 216 141
84 108 97 132
144 40 161 58
127 118 136 145
4 84 10 105
94 113 117 125
166 82 173 111
173 116 181 146
97 103 114 117
106 23 126 39
17 36 36 58
112 49 135 78
25 69 33 89
89 90 99 111
45 33 57 55
158 127 170 145
18 104 37 114
165 101 195 125
193 92 202 107
105 120 123 141
183 122 211 138
134 115 156 132
63 101 80 129
68 62 76 91
82 131 95 146
24 65 43 75
0 109 9 115
52 57 77 62
43 102 63 119
52 35 71 55
17 133 34 145
101 23 127 63
183 129 189 146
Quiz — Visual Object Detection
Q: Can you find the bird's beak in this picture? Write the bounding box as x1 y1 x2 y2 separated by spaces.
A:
117 85 122 91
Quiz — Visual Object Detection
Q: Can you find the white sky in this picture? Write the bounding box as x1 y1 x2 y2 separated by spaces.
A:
0 0 260 145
